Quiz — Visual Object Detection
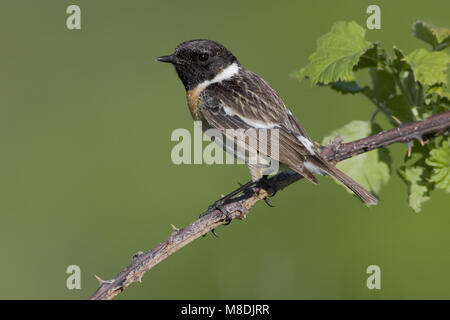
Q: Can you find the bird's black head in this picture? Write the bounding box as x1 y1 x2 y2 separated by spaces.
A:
157 39 239 90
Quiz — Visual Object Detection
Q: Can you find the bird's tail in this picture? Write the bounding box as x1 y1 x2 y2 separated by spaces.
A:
306 156 378 206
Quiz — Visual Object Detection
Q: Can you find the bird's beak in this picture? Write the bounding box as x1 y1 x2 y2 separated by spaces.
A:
156 55 174 63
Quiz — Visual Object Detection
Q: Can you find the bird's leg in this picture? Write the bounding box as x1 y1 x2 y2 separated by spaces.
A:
199 180 257 237
257 175 277 207
199 179 256 220
257 175 278 197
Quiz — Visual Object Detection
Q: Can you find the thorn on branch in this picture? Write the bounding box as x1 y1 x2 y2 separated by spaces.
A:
170 224 183 239
414 135 425 146
94 274 103 284
94 274 115 285
392 115 402 125
134 274 143 283
406 141 412 157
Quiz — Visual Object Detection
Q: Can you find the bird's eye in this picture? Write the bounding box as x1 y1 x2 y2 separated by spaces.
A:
198 52 209 62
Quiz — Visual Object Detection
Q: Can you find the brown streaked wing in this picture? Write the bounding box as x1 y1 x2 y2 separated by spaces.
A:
207 69 311 138
199 98 318 184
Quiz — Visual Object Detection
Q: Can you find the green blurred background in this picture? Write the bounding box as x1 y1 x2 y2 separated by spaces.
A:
0 0 449 299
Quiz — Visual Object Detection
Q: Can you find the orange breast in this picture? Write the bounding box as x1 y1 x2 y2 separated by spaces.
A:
186 87 202 121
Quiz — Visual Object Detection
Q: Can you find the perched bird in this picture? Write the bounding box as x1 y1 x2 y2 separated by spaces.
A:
157 39 377 206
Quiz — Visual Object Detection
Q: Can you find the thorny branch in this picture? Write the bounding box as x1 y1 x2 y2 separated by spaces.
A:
89 111 450 300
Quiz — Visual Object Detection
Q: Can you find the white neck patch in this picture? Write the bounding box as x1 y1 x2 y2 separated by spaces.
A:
197 62 239 91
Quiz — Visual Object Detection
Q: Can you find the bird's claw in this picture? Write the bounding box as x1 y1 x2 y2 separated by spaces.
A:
263 197 275 207
200 199 233 237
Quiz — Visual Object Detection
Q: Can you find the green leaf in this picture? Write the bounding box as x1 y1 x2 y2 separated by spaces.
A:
369 68 396 103
392 47 411 71
400 70 422 109
329 81 363 94
355 43 387 70
398 166 431 213
426 138 450 192
426 85 450 101
404 49 450 86
412 21 450 51
322 121 390 195
425 85 450 109
427 85 450 98
385 95 415 122
293 21 373 85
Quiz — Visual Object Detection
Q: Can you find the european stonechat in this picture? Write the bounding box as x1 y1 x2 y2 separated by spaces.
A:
157 39 377 206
